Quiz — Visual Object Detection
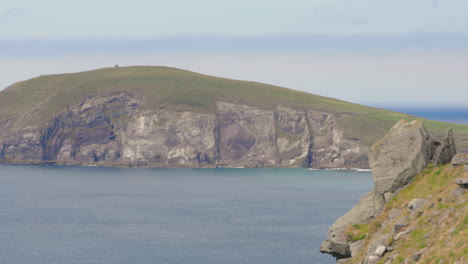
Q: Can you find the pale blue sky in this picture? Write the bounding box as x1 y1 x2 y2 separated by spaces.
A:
2 0 468 38
1 0 467 105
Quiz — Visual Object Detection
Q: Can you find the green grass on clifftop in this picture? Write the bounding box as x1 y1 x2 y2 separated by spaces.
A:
1 66 468 149
347 164 467 263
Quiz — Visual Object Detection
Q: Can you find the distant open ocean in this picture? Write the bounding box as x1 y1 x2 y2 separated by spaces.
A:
374 105 468 124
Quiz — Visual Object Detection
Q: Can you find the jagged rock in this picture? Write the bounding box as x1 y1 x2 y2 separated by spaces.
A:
394 216 409 233
388 208 402 221
366 234 391 257
320 121 460 261
306 110 369 169
365 255 380 264
432 128 457 166
369 120 434 196
374 245 386 257
454 178 468 189
350 240 366 258
319 239 351 259
408 199 429 212
320 190 385 259
451 154 468 167
394 226 414 241
274 105 310 166
0 91 370 168
383 191 396 203
412 248 429 262
337 258 352 264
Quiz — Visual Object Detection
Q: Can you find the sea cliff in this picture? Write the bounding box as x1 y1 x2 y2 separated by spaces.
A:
1 66 468 168
320 120 467 263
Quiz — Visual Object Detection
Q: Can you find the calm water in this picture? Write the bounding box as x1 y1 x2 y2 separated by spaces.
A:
381 106 468 125
0 165 372 264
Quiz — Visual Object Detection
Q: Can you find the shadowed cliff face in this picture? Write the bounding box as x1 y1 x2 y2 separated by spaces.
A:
0 92 369 168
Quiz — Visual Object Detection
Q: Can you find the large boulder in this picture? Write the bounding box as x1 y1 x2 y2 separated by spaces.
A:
369 120 434 196
432 128 457 166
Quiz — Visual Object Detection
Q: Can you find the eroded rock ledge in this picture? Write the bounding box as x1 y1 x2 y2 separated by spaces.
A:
320 120 457 261
0 92 368 168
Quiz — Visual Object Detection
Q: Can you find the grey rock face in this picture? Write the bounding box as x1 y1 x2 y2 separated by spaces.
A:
0 92 370 168
412 248 429 262
370 120 434 196
454 178 468 189
319 239 351 259
451 154 468 167
408 199 429 212
320 190 385 258
432 128 457 166
1 127 42 161
216 102 277 166
275 106 310 166
307 110 369 169
121 110 216 166
321 120 457 260
374 245 386 257
393 216 409 233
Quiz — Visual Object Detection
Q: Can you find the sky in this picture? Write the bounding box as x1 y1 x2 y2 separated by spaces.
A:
1 0 468 105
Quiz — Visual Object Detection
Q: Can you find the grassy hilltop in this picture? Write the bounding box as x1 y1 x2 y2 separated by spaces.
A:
1 66 468 150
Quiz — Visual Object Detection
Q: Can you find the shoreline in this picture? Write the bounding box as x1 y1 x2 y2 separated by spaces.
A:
0 160 372 171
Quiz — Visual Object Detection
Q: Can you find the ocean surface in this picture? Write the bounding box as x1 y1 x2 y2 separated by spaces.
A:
0 165 372 264
2 107 466 264
379 106 468 125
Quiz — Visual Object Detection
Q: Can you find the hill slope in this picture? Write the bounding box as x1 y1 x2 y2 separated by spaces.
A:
320 120 466 263
0 66 467 168
345 163 467 263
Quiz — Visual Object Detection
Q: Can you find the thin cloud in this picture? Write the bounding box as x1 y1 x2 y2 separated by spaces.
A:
2 8 30 17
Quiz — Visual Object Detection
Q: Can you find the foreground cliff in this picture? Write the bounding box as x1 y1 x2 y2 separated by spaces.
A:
1 66 468 168
320 120 467 263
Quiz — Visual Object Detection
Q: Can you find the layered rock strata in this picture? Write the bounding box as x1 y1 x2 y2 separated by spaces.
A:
0 92 368 168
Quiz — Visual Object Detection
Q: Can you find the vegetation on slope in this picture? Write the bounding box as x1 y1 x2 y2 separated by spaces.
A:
1 66 468 149
346 164 467 263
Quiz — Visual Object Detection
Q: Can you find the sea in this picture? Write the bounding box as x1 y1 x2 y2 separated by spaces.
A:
378 105 468 125
0 107 466 264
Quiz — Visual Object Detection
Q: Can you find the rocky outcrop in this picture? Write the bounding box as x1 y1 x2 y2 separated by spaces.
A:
369 120 434 197
432 128 457 166
320 120 457 261
454 178 468 189
451 154 468 167
0 92 368 168
320 190 385 258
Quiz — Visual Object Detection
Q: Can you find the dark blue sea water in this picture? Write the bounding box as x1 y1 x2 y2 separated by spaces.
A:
0 165 372 264
378 106 468 125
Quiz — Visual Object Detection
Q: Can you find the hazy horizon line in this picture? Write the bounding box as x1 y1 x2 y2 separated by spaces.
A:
2 32 468 56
